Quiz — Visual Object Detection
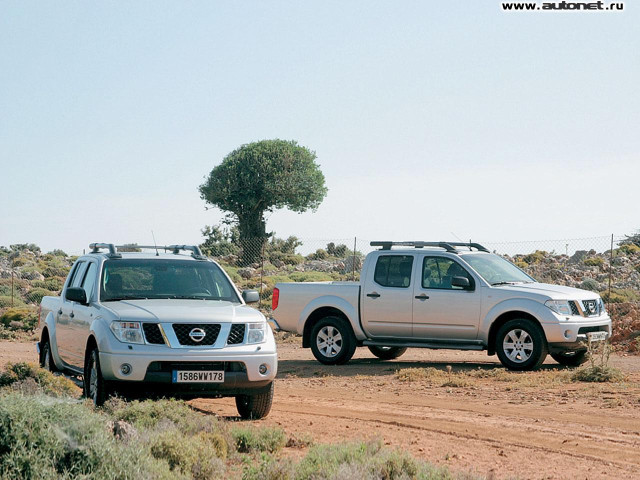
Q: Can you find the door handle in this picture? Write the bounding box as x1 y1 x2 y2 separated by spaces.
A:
57 309 63 315
366 292 381 298
415 294 430 300
69 312 75 318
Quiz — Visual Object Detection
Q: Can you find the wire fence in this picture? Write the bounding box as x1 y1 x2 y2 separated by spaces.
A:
1 234 638 309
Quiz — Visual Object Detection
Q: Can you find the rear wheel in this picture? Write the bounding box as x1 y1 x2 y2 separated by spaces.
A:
83 346 110 406
551 351 588 367
236 382 274 420
39 335 58 372
367 346 407 360
310 316 357 365
495 319 547 371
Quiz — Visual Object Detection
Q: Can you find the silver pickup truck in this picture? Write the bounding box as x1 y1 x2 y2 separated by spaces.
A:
271 241 612 371
38 243 277 418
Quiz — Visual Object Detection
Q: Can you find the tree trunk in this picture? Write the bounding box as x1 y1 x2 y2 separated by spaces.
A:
237 211 267 266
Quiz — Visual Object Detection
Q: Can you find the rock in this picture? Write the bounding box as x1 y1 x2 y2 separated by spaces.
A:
108 420 138 441
343 256 362 274
272 259 285 268
19 271 44 281
569 250 588 264
238 268 256 279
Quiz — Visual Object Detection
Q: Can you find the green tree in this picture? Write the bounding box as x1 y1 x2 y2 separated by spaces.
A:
199 140 327 264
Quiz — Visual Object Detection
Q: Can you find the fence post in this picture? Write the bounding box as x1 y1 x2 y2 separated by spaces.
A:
608 234 614 305
352 237 357 281
11 269 14 307
259 240 265 308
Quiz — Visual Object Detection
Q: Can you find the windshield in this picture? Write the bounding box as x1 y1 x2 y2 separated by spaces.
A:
100 259 240 302
461 254 535 285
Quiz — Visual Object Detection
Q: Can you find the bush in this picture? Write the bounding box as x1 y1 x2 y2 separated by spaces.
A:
306 249 328 261
269 252 305 265
149 430 226 478
521 250 547 264
0 394 174 480
0 296 25 308
0 363 77 397
105 398 205 431
618 244 640 255
244 441 459 480
232 425 286 453
289 271 334 282
0 307 38 331
571 365 624 383
43 265 69 278
32 277 64 292
584 257 605 267
580 278 599 292
600 288 640 303
25 287 55 305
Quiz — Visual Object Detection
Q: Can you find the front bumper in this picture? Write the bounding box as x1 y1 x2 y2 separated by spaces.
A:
540 310 612 347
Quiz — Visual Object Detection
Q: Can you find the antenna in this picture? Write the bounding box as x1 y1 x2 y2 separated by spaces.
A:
151 231 159 256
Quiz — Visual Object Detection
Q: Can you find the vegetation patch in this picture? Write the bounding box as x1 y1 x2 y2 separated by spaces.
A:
0 362 77 397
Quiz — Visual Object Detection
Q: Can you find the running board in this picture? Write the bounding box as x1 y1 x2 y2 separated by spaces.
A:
363 340 484 351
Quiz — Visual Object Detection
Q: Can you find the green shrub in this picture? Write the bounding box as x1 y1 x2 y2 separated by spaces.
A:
0 307 38 331
244 441 459 480
600 288 640 303
307 249 328 260
617 244 640 255
43 265 69 278
232 425 286 453
33 277 64 292
584 257 604 267
0 394 174 480
269 252 305 265
149 430 226 478
522 250 547 264
0 296 25 308
580 278 599 292
25 288 55 305
289 271 334 282
571 365 624 383
0 362 77 397
222 266 243 283
515 261 528 269
105 398 203 431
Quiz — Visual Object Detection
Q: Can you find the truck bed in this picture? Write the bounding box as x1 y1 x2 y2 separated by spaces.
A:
274 281 361 335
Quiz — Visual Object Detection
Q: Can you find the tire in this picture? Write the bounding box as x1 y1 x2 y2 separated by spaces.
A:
39 336 59 372
310 316 357 365
495 319 548 371
83 346 110 406
367 346 408 360
235 382 274 420
551 351 588 367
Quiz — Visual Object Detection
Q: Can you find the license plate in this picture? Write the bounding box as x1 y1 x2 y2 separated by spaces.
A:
587 331 607 342
172 370 224 383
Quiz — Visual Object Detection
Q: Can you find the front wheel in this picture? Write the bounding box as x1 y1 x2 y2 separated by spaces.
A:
495 319 548 371
235 382 274 420
551 351 588 367
368 346 407 360
310 316 357 365
83 347 110 406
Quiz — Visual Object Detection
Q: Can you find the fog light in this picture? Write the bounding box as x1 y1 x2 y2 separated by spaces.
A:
564 330 572 339
120 363 132 375
259 364 268 375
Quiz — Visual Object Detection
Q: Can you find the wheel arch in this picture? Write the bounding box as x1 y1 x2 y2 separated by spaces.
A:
302 307 353 348
487 310 544 355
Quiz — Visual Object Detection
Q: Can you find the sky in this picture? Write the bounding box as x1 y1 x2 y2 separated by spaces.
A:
1 1 638 254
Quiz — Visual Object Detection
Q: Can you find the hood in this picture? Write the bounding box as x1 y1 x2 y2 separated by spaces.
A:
494 282 600 301
101 299 264 323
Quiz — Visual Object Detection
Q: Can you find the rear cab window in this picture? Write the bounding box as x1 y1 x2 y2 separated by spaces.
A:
373 255 414 288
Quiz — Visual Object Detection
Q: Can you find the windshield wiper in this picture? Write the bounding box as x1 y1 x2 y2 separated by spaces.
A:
491 281 521 286
103 296 148 301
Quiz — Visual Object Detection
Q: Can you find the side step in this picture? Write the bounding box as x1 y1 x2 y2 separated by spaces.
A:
363 339 484 351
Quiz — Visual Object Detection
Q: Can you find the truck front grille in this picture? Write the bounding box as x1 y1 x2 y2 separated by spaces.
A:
142 323 165 345
173 323 221 346
227 324 246 345
569 301 581 316
582 300 599 317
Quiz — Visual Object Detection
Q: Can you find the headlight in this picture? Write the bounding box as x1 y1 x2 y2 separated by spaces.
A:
110 321 144 344
247 322 266 344
545 300 573 316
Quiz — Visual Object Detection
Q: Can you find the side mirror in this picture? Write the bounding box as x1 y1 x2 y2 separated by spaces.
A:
451 276 472 290
242 289 260 304
65 287 88 305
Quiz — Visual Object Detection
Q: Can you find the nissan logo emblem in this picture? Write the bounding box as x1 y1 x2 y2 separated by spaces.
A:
189 328 206 342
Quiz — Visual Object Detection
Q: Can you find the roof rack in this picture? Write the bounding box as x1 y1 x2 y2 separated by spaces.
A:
114 244 207 260
89 243 122 258
370 241 489 254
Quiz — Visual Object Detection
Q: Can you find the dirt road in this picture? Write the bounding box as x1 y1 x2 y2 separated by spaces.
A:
3 339 639 479
193 343 640 480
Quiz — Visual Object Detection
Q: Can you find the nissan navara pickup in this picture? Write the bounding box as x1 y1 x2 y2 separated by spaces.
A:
271 241 611 371
38 243 277 418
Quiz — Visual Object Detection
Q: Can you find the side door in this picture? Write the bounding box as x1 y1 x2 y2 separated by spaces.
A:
65 261 98 369
56 260 87 365
412 255 482 340
360 254 415 338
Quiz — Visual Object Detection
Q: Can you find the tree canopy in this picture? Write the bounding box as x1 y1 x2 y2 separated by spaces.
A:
199 139 327 263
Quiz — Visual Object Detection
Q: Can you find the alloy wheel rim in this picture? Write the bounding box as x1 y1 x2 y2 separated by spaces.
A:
89 357 98 403
317 326 343 357
503 329 534 363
